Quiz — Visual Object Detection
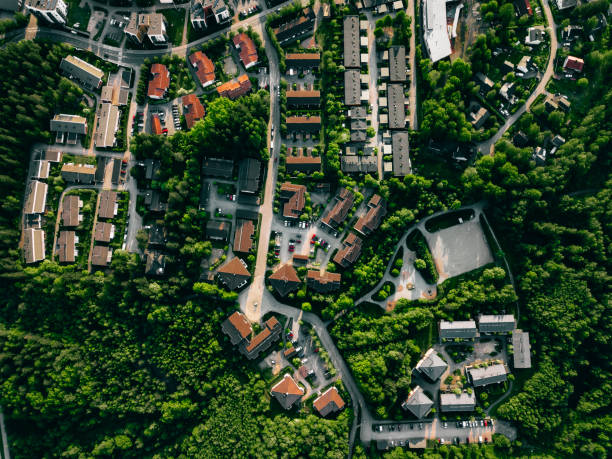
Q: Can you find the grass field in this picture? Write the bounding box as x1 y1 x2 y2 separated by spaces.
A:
162 9 185 46
66 0 91 31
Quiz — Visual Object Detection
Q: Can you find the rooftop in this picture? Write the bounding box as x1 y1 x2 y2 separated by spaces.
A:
423 0 451 62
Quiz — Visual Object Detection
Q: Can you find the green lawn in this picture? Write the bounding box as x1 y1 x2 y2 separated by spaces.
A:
66 0 91 31
162 9 185 46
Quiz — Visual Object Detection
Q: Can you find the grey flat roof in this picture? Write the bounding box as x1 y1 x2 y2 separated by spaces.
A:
389 45 406 82
343 16 360 68
344 70 361 106
439 320 478 339
392 131 410 176
439 392 476 412
479 314 516 333
512 330 531 369
387 83 406 129
468 364 508 387
415 348 447 381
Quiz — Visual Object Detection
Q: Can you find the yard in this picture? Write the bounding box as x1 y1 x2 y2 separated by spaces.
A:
64 189 97 267
162 9 186 47
109 192 129 251
66 0 91 31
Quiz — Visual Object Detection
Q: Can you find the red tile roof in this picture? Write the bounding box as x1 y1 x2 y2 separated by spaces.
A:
189 51 215 87
564 56 584 72
182 94 205 129
233 33 259 68
313 387 345 415
147 63 170 99
218 256 251 276
271 374 304 396
227 311 252 340
280 182 306 219
233 219 255 253
152 115 163 135
269 264 300 283
217 74 252 100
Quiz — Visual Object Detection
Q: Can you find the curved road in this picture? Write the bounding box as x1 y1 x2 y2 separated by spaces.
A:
477 0 557 155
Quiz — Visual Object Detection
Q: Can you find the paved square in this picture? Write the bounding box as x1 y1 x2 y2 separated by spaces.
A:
424 219 494 283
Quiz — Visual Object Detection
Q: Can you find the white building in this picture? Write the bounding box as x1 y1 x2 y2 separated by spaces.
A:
423 0 451 63
25 0 67 25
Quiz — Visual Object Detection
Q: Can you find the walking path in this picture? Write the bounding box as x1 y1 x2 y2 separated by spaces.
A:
407 0 417 130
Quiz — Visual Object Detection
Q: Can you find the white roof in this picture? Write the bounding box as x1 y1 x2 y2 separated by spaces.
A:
423 0 451 62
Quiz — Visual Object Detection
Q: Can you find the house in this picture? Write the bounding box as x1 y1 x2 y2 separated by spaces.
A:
217 257 251 290
233 219 255 254
101 85 129 106
148 224 166 247
392 130 411 176
350 118 367 142
402 386 434 418
344 69 361 106
206 220 231 241
502 60 515 74
533 146 546 165
286 53 320 69
561 25 582 42
552 135 566 148
33 160 50 180
189 51 216 88
50 114 87 144
387 83 406 129
286 116 321 133
57 230 76 263
182 94 205 129
468 363 509 387
439 320 478 340
222 311 252 345
110 158 120 186
233 33 259 69
272 7 315 44
343 15 360 68
243 316 281 359
24 180 48 215
513 131 529 147
286 89 320 107
439 392 476 412
557 96 571 112
59 56 103 89
321 188 355 230
475 72 494 93
62 195 81 227
61 163 96 184
217 74 252 99
91 245 112 267
97 190 118 219
525 26 546 46
23 228 45 264
124 12 168 46
190 0 230 29
313 387 345 417
389 45 406 82
280 182 306 219
415 348 448 382
94 221 115 243
44 150 63 162
500 81 517 104
333 233 363 268
269 264 301 297
470 106 490 129
512 329 532 369
555 0 576 10
95 103 120 148
25 0 67 25
285 154 321 174
423 0 451 62
478 314 516 333
202 158 234 178
514 0 532 16
563 56 584 73
270 374 304 409
306 270 341 292
147 64 170 100
151 115 163 136
238 158 261 195
145 250 166 276
354 195 386 236
544 94 559 112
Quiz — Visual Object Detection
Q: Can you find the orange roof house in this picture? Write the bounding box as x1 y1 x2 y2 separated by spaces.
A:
189 51 216 87
313 386 345 417
147 63 170 99
269 264 301 297
182 94 205 129
233 32 259 69
151 115 163 135
270 374 304 410
221 310 253 345
217 74 252 100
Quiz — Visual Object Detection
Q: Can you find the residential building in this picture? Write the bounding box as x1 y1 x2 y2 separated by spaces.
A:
147 64 170 100
286 116 321 132
24 180 48 215
23 228 45 264
25 0 67 25
221 311 252 345
243 316 281 359
513 131 529 147
144 189 166 212
94 221 115 243
512 329 532 369
389 45 406 82
101 85 129 106
415 348 448 382
478 314 516 333
345 69 361 106
44 150 63 162
50 114 87 141
321 188 354 230
439 320 478 340
33 160 50 180
475 72 494 93
233 33 259 69
62 195 81 227
233 219 255 254
313 387 345 417
555 0 576 10
272 7 315 44
423 0 451 62
124 12 168 46
145 159 161 181
202 157 234 178
306 270 341 293
333 233 363 268
516 55 533 74
182 94 205 129
502 60 515 74
387 83 406 129
145 250 166 276
148 224 166 247
552 134 566 148
270 374 304 409
525 26 546 46
95 102 120 148
286 154 321 174
151 115 163 136
57 230 76 263
470 106 490 129
392 130 411 176
561 25 582 41
269 264 301 297
97 190 118 219
286 89 320 107
91 245 112 267
61 163 96 184
354 194 386 236
563 56 584 73
343 15 359 68
60 56 103 89
402 386 433 418
206 220 231 241
286 53 320 68
217 257 251 290
439 392 476 412
468 363 509 387
514 0 533 16
189 51 215 88
279 182 306 219
217 74 252 99
238 158 261 194
110 158 121 185
190 0 231 30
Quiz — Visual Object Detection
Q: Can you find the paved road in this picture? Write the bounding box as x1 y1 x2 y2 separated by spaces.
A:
476 0 557 155
364 11 383 180
407 0 417 130
0 407 10 459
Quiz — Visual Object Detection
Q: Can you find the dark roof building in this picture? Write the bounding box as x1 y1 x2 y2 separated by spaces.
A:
233 219 255 253
206 220 231 241
439 392 476 412
333 232 363 268
306 270 341 293
478 314 516 334
60 56 103 89
145 249 166 276
221 310 252 345
269 264 301 297
61 163 96 184
97 191 118 220
512 329 532 369
148 224 166 246
94 222 114 243
286 53 320 68
286 89 320 107
354 194 386 236
238 158 261 194
202 157 234 178
402 386 434 418
91 245 112 267
24 180 48 215
270 374 304 409
23 228 45 264
343 15 360 68
415 348 448 382
392 131 411 176
62 195 81 227
50 114 87 135
439 320 478 340
57 230 76 263
286 154 321 174
182 94 206 129
313 387 345 417
387 83 406 129
217 257 251 290
468 363 509 387
321 188 355 229
236 208 259 221
389 45 406 82
280 182 306 219
272 7 315 44
286 115 321 132
345 69 361 106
